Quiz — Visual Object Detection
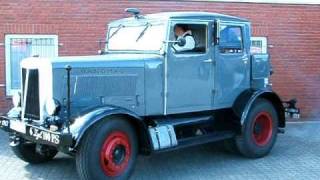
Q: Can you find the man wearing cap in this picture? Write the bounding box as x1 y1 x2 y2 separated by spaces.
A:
173 24 196 52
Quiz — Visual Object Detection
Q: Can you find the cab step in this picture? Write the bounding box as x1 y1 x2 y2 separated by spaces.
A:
148 114 234 152
157 131 235 152
154 115 214 127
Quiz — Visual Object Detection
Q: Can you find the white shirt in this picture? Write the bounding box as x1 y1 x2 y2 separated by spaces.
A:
173 30 195 52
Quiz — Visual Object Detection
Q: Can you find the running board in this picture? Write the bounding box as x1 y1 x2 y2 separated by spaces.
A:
148 115 231 152
154 115 214 127
156 131 235 153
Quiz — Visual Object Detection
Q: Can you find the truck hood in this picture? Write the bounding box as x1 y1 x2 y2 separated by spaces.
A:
19 53 162 121
50 53 162 69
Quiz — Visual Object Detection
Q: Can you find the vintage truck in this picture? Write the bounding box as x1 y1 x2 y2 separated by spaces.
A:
0 9 299 180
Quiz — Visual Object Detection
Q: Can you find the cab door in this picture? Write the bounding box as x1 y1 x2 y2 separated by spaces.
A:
214 21 250 108
165 21 214 114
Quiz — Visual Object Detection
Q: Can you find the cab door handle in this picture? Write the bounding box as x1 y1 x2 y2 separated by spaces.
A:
203 59 213 63
242 57 249 64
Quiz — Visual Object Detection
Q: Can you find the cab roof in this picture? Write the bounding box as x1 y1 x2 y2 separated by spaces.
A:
110 11 249 25
147 12 249 22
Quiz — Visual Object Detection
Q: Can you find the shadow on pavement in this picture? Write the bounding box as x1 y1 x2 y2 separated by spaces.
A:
1 122 320 180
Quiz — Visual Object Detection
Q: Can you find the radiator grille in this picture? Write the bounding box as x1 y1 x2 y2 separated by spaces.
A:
22 68 40 120
73 75 137 97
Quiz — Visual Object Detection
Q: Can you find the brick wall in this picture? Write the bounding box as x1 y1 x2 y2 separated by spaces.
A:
0 0 319 118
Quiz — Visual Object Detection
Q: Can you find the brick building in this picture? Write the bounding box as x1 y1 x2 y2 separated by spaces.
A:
0 0 319 118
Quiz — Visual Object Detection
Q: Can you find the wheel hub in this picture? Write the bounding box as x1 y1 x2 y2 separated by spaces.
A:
112 145 126 165
252 112 273 146
100 131 131 177
254 124 262 134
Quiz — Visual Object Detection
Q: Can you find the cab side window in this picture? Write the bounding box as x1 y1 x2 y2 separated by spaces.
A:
172 24 207 54
219 25 243 54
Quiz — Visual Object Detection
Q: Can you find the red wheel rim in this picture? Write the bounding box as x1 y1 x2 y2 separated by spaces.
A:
252 112 273 146
100 131 131 177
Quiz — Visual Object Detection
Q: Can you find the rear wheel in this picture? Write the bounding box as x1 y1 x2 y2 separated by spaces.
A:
223 138 239 154
233 99 278 158
76 117 138 180
11 140 58 164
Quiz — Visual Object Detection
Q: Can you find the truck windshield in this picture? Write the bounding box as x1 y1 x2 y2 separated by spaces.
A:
107 23 166 51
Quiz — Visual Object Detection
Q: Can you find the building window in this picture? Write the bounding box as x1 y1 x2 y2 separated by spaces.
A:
5 35 58 95
251 37 267 54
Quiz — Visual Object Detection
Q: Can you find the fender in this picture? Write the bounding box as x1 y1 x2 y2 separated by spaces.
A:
232 89 285 128
67 105 145 148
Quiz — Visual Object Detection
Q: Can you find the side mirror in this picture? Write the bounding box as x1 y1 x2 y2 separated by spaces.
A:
176 37 186 47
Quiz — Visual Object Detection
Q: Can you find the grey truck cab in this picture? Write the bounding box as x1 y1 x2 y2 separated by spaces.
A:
0 9 299 180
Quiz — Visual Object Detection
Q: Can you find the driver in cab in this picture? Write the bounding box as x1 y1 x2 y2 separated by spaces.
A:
173 24 195 52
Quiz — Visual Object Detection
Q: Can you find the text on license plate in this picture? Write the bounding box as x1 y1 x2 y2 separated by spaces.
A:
28 127 61 145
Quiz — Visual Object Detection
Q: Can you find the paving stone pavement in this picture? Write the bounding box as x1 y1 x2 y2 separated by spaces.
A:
0 121 320 180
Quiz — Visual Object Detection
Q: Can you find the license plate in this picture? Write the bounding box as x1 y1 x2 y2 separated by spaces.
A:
10 120 26 134
0 118 9 128
27 126 61 145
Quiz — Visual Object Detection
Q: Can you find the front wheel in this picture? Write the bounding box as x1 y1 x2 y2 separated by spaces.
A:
11 140 58 164
76 117 138 180
234 98 279 158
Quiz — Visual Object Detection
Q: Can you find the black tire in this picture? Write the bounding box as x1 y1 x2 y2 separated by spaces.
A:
11 141 58 164
223 138 239 154
234 98 279 158
76 117 138 180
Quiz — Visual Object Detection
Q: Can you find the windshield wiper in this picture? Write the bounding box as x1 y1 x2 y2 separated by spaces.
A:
109 24 124 40
136 23 151 42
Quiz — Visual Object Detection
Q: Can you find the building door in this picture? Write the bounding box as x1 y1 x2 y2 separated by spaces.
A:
5 35 58 95
165 22 214 114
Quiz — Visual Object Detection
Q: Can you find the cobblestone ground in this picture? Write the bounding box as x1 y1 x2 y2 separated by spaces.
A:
0 121 320 180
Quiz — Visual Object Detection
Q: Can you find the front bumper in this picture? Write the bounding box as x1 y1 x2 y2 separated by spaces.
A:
0 116 73 148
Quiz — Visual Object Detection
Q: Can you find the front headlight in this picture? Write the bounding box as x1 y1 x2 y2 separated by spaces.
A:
45 98 60 116
12 92 21 108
